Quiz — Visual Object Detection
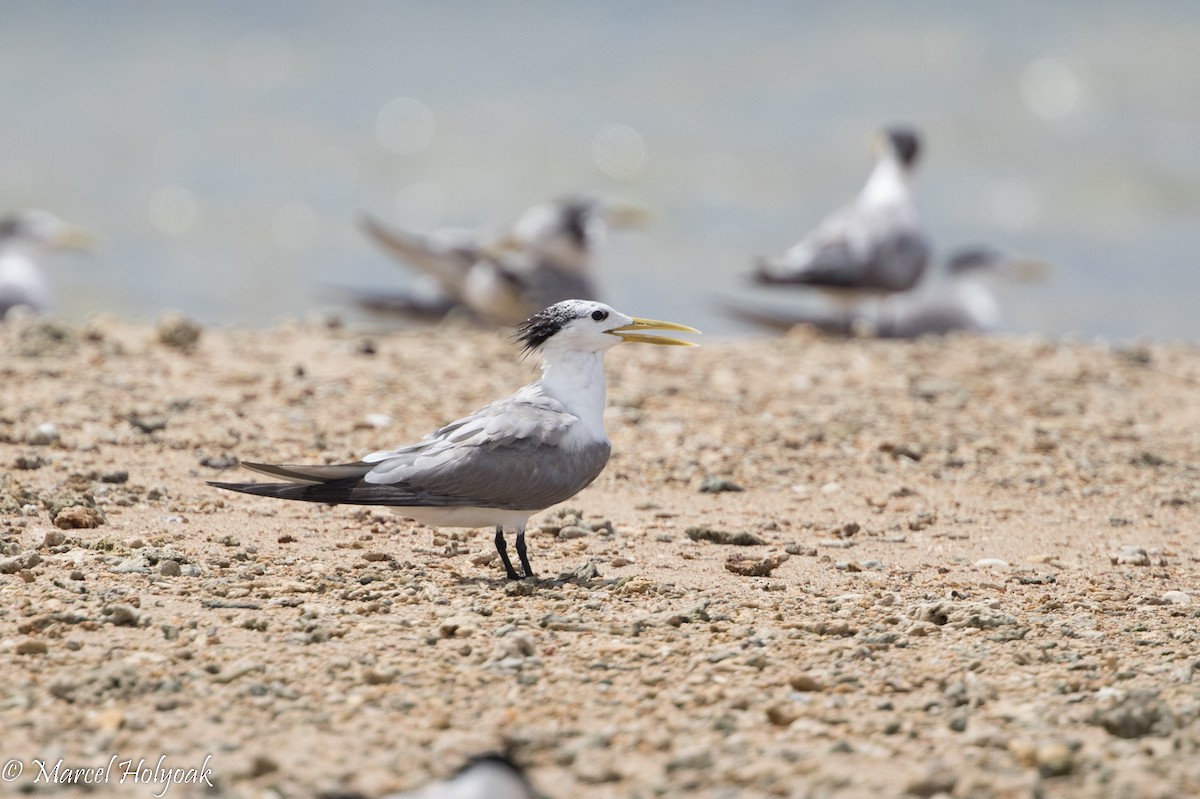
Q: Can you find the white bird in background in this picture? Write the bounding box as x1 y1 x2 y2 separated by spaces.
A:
382 754 537 799
725 247 1049 338
352 196 647 326
0 209 93 318
754 125 930 307
211 300 699 581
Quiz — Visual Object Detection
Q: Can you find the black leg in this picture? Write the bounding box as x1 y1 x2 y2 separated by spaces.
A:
515 526 534 579
494 526 520 580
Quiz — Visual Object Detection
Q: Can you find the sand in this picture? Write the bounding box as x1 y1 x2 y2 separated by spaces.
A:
1 313 1198 798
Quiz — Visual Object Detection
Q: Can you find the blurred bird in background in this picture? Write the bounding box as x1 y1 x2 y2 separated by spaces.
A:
754 125 930 312
725 246 1049 338
0 209 92 319
349 195 647 326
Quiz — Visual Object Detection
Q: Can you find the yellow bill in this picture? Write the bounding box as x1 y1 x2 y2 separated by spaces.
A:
608 317 700 347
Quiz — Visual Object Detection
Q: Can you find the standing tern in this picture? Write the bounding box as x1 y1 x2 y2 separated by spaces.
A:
210 300 698 580
353 196 646 325
754 125 930 306
0 209 93 318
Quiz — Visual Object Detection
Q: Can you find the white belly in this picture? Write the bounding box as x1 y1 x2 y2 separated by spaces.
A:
387 505 534 530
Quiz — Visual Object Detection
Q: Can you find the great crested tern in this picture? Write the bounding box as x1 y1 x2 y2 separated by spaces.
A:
384 754 535 799
754 125 930 304
0 209 92 318
726 247 1048 338
353 196 646 325
210 300 698 580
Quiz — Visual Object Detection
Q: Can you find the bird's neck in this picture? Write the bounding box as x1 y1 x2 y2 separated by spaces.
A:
861 157 912 206
538 349 608 439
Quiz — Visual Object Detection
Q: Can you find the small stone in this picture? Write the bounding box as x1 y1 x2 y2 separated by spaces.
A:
158 560 182 577
766 702 800 727
103 604 141 627
789 674 824 692
1110 545 1150 566
156 311 202 351
558 526 589 540
686 526 765 546
904 769 957 797
42 530 66 548
974 558 1009 569
699 476 744 494
725 551 789 577
362 667 398 686
1161 590 1192 605
99 470 129 484
1036 742 1074 778
14 638 48 655
364 413 391 429
53 505 104 530
26 423 60 446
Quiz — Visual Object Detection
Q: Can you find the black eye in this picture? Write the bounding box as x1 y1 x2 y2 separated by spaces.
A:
591 309 608 321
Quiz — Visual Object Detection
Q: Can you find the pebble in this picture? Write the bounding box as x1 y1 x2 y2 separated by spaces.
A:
41 530 66 548
53 505 104 530
558 526 589 540
156 311 202 351
26 423 60 446
364 413 391 429
1036 742 1074 777
686 526 765 546
1110 545 1150 566
14 638 48 655
974 558 1009 569
789 674 824 692
158 560 182 577
725 551 789 577
103 604 141 627
699 476 744 493
1160 590 1191 605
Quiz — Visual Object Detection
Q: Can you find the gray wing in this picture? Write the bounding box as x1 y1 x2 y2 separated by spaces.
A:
210 391 610 510
757 204 929 293
362 387 611 510
360 214 481 294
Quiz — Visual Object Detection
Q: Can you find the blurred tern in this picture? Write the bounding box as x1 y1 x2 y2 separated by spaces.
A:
0 209 93 318
353 196 646 325
754 125 930 305
211 300 698 580
727 247 1049 338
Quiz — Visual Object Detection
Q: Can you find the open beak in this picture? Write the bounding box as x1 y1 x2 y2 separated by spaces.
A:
607 317 700 347
52 225 95 251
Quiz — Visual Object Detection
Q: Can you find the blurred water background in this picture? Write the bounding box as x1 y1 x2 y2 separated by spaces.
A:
1 1 1198 339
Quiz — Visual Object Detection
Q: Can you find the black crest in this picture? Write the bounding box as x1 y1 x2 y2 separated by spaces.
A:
515 301 581 353
559 197 598 250
0 215 20 239
885 126 921 168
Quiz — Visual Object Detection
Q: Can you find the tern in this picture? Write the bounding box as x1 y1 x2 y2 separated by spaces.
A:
210 300 698 580
726 247 1048 338
754 125 930 306
0 209 93 318
353 196 646 325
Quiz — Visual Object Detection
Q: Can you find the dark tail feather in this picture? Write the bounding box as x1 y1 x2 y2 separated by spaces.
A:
239 461 373 484
209 477 478 508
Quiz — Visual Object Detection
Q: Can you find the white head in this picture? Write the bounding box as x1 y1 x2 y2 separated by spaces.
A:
0 209 93 253
515 299 699 358
500 197 647 273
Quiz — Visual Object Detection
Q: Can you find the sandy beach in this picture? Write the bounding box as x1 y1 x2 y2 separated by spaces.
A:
1 314 1198 798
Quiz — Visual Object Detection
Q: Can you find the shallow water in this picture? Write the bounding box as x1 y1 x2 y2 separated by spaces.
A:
2 1 1197 339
